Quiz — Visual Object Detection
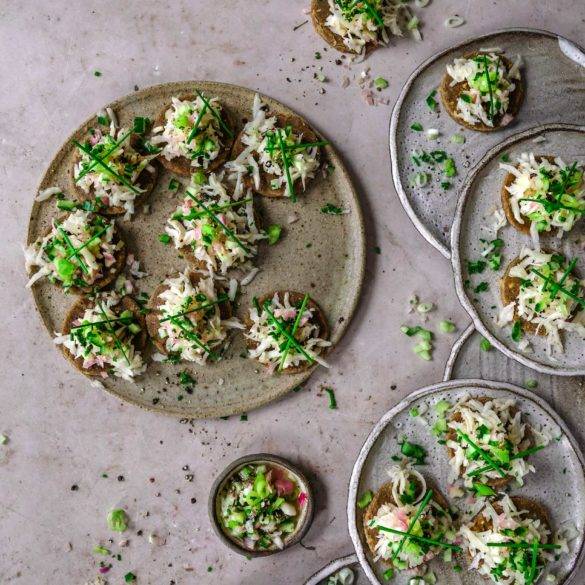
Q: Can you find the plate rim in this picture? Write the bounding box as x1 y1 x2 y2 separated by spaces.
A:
450 122 585 377
27 80 367 418
303 553 359 585
389 27 585 260
347 378 585 585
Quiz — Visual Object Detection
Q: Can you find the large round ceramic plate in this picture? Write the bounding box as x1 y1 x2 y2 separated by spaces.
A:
304 554 366 585
452 124 585 376
348 379 585 585
27 81 365 418
390 28 585 258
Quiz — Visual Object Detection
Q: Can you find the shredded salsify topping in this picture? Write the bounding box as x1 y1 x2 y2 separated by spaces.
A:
225 95 322 200
500 153 584 234
151 94 229 169
74 123 157 219
324 0 411 54
370 463 455 567
446 52 522 127
498 248 585 355
460 495 565 585
53 291 145 381
156 270 243 364
164 173 265 275
25 210 121 290
445 395 542 488
246 292 330 371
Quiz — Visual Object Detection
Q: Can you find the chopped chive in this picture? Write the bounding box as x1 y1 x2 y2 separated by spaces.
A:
159 234 171 245
374 76 389 90
266 224 282 245
324 387 337 409
480 337 492 351
511 321 523 342
357 490 373 509
410 122 423 132
376 525 461 551
168 178 180 191
525 379 538 390
472 482 496 497
321 203 344 215
426 89 438 112
94 70 102 77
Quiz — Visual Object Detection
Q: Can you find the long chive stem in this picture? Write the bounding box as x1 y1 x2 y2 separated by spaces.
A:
186 192 250 254
486 542 560 550
276 130 296 202
483 55 496 122
57 227 89 274
176 198 252 221
195 90 233 138
264 140 330 154
254 298 315 365
278 294 310 371
456 430 507 478
64 225 110 261
549 258 577 300
96 301 131 366
376 525 461 551
531 268 585 308
392 490 433 561
467 445 547 478
74 141 140 195
186 102 209 144
159 295 228 323
75 129 132 183
169 316 217 359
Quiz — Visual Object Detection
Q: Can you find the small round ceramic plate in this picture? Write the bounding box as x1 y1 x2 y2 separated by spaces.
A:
390 28 585 258
451 124 585 377
27 81 365 418
304 554 365 585
348 379 585 585
209 453 314 557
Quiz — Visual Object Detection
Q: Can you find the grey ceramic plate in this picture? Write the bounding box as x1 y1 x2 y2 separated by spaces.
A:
347 379 585 585
390 28 585 258
304 554 365 585
451 124 585 376
27 81 365 418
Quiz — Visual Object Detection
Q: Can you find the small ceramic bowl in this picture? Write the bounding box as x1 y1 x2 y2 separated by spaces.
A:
209 453 314 557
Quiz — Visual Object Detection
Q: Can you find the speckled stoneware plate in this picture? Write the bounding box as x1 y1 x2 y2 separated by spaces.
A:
347 379 585 585
27 81 365 418
208 453 314 557
304 554 365 585
390 28 585 258
451 124 585 377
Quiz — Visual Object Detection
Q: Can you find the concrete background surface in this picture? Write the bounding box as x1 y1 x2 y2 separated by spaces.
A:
0 1 583 583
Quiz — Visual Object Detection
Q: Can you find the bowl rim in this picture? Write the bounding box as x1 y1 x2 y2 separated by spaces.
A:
208 453 314 557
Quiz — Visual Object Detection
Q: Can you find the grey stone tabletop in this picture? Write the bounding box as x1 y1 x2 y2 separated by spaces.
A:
0 1 583 584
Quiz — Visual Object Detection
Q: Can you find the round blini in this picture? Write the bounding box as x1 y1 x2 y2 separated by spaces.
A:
362 478 450 562
440 53 524 133
446 396 532 489
155 94 236 177
245 291 330 375
146 271 233 357
30 213 127 295
501 155 561 234
230 113 322 198
310 0 380 55
61 295 147 378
